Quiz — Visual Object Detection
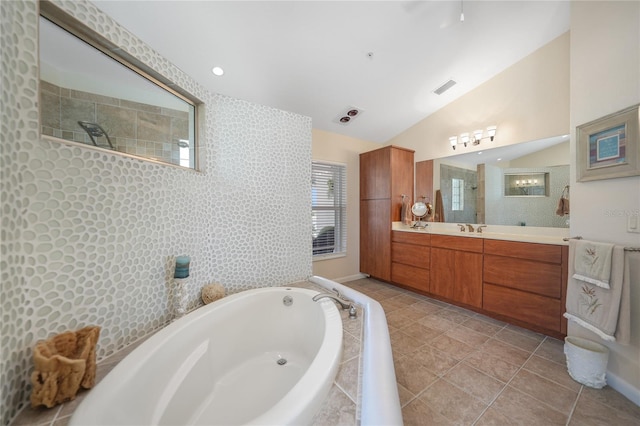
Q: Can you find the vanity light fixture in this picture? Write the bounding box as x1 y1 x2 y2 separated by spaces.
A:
449 125 497 150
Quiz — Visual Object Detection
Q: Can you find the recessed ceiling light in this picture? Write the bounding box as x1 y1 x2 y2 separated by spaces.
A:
212 66 224 76
478 151 483 155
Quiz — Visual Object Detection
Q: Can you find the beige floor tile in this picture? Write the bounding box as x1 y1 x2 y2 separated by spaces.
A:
504 323 545 340
418 313 458 333
311 386 357 426
390 329 427 357
474 406 518 425
397 382 415 408
523 355 581 392
407 300 444 316
478 338 532 367
53 415 71 426
460 316 504 336
379 297 408 314
509 369 579 415
395 356 439 395
402 398 454 426
444 325 490 347
473 313 508 327
463 351 520 383
418 378 487 424
411 345 460 376
437 308 472 324
401 321 442 344
386 309 419 329
390 293 422 306
495 327 544 352
443 363 505 404
534 337 566 365
491 386 567 425
431 334 476 361
579 385 640 418
569 392 640 426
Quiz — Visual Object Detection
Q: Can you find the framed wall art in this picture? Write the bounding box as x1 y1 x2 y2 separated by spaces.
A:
577 104 640 181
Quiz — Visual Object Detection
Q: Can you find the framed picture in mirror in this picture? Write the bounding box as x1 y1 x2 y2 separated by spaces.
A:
577 104 640 182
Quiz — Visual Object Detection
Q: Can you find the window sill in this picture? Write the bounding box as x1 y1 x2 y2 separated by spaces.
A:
312 252 346 262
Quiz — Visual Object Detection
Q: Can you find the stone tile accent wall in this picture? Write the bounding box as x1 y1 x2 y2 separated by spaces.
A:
0 1 312 424
40 80 191 166
439 164 478 224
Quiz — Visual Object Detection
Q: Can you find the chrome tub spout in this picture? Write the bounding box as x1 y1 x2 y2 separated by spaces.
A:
312 293 357 319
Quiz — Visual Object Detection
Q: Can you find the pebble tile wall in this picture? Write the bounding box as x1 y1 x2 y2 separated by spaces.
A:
0 1 312 424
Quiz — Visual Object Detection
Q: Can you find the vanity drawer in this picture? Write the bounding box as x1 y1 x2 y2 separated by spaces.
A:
392 242 430 269
392 231 430 246
483 283 561 332
391 262 429 292
484 239 562 264
431 234 483 253
483 255 561 298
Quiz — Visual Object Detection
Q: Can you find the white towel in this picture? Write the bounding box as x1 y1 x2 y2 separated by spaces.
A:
564 240 630 343
572 240 614 289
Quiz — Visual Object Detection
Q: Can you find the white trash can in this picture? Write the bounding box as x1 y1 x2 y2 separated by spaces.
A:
564 336 609 389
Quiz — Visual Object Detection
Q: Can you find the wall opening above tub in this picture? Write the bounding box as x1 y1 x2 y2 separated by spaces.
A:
39 0 202 170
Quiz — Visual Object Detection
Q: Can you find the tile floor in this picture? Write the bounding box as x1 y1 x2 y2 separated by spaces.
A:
345 278 640 426
12 277 640 426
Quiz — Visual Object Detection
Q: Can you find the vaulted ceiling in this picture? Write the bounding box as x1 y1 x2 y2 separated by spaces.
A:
91 0 570 143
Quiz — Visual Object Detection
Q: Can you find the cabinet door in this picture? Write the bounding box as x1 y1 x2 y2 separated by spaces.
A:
360 199 391 280
430 247 455 300
454 251 483 308
360 148 391 200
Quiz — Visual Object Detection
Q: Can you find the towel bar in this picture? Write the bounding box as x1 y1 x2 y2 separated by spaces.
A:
564 237 639 251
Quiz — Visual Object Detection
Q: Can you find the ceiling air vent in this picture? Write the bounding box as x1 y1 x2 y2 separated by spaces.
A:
433 79 457 95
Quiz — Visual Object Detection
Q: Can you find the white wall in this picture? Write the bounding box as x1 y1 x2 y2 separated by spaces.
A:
311 129 380 281
389 32 570 162
0 1 312 423
569 0 640 404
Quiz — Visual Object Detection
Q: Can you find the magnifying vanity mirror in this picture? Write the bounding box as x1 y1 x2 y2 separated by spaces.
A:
38 3 200 170
411 201 429 228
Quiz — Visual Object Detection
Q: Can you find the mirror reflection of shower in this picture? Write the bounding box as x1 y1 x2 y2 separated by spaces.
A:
77 121 114 149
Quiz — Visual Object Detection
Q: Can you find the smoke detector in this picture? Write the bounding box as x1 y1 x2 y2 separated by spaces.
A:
333 106 364 125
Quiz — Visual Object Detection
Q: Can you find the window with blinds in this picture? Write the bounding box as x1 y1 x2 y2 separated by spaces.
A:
452 178 464 211
312 161 346 257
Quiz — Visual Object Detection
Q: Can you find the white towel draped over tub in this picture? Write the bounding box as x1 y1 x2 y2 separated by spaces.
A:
564 240 632 344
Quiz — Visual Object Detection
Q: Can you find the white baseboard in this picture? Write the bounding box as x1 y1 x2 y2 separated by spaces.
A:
331 273 368 283
606 371 640 406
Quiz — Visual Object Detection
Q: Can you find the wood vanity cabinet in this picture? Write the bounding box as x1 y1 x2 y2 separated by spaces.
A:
483 239 569 334
360 146 414 281
391 231 430 292
430 235 483 308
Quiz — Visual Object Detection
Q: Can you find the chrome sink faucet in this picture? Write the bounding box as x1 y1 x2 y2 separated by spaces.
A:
312 289 357 319
466 224 475 232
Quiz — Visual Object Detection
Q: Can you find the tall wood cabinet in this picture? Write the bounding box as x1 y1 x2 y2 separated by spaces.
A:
360 146 414 281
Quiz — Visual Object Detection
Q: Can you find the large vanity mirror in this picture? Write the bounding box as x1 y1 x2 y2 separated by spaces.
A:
422 135 570 228
39 4 199 169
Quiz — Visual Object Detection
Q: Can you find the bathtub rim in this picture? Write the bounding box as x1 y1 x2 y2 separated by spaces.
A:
69 286 343 426
309 275 403 426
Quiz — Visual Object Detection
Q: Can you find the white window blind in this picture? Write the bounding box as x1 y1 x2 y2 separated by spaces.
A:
312 161 346 256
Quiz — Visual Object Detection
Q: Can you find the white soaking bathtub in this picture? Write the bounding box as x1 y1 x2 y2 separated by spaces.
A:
70 287 343 426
